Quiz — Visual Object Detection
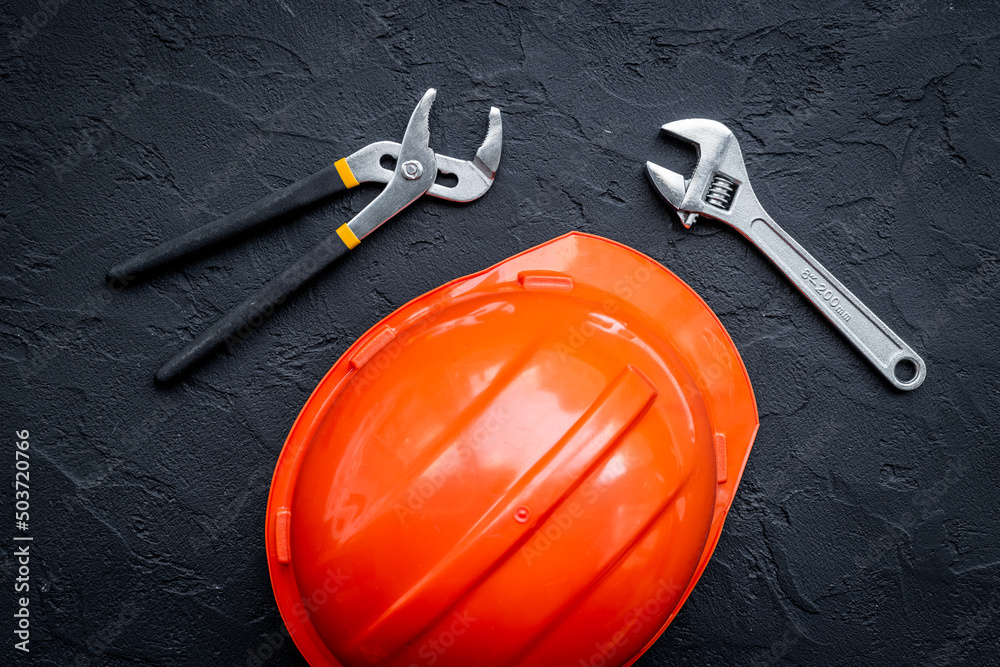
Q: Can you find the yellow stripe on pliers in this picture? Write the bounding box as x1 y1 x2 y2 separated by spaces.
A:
334 158 360 188
337 224 361 249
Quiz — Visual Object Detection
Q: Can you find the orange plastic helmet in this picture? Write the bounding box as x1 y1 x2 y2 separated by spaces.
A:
266 232 758 667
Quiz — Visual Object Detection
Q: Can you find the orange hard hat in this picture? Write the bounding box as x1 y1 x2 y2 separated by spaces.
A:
266 232 758 666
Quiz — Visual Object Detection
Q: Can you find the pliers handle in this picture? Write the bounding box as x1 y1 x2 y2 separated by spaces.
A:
107 89 502 383
108 153 363 281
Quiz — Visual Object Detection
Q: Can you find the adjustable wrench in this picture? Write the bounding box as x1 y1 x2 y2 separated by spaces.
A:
646 119 925 390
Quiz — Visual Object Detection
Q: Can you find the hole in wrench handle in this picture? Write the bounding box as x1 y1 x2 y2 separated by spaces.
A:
744 215 926 391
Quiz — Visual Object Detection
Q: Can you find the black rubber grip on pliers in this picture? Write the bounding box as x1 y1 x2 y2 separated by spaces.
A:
107 162 353 281
154 229 353 383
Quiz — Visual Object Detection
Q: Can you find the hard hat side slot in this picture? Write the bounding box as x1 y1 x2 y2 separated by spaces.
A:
274 508 292 564
714 433 727 484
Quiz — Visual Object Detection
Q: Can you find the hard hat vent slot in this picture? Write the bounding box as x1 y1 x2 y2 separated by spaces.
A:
349 325 397 370
517 271 574 292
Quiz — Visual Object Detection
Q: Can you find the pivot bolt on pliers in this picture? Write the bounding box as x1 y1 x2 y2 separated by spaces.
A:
108 89 502 383
646 119 926 390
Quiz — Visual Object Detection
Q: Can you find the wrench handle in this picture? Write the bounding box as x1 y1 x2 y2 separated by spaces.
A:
741 214 926 390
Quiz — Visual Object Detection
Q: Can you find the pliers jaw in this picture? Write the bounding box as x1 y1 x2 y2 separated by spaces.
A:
343 91 501 241
429 105 501 202
342 88 440 240
472 107 503 180
645 118 756 229
343 103 503 203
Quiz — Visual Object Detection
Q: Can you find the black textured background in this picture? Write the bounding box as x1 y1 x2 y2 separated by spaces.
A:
2 1 999 665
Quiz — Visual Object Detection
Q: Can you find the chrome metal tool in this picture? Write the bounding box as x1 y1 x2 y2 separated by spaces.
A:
109 88 502 383
646 119 925 390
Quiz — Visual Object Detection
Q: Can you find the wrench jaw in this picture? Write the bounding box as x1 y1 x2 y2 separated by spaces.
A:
645 162 696 228
647 119 757 229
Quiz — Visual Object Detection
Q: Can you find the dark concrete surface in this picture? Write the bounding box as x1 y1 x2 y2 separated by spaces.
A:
2 0 999 665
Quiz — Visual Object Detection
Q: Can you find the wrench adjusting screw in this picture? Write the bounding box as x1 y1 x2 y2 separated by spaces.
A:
704 173 738 210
